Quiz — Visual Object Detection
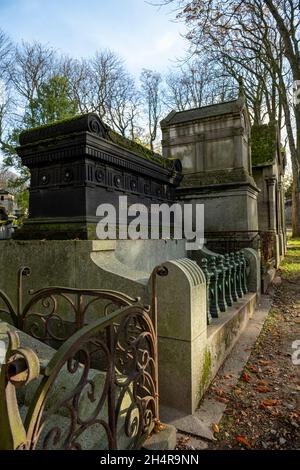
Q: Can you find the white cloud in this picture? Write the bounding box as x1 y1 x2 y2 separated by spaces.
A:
155 31 178 52
0 0 189 76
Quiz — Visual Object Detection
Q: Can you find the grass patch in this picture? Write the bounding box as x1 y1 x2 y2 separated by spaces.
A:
287 236 300 247
279 236 300 280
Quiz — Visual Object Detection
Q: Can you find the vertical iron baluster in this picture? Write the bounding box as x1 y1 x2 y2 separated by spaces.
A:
235 252 244 298
229 253 239 302
106 323 117 449
224 254 233 307
200 258 213 324
216 256 227 312
208 257 220 318
240 251 248 294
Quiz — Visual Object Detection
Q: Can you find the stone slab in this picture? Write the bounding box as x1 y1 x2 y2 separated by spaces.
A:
143 424 177 451
177 433 208 450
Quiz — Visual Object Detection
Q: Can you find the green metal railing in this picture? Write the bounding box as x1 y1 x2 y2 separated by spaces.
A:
201 251 249 323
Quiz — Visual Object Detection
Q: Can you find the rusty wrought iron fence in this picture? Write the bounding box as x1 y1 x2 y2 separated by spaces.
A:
0 268 160 450
0 267 140 344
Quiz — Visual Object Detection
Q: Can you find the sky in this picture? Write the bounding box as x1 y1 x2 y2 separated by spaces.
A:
0 0 189 75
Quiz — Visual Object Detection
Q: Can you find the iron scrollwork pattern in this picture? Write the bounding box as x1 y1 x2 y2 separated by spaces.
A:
0 304 158 450
0 267 140 348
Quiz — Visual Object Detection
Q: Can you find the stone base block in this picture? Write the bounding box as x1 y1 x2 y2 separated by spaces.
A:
160 293 257 419
143 424 177 450
178 184 259 233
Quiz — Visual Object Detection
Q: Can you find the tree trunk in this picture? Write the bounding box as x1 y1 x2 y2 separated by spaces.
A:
292 104 300 237
292 164 300 237
279 75 300 237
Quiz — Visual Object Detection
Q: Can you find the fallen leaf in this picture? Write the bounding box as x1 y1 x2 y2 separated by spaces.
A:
212 423 220 433
154 422 166 432
248 365 258 374
265 368 276 375
257 380 268 386
216 396 229 404
242 372 251 383
258 359 271 365
236 435 252 449
260 399 282 408
256 386 271 393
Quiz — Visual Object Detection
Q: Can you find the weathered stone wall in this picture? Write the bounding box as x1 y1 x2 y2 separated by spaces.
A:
0 239 187 311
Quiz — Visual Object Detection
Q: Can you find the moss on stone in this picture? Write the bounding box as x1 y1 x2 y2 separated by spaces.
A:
251 123 277 166
183 167 256 187
201 348 211 389
19 113 174 170
13 221 98 240
19 131 84 149
19 113 85 140
107 129 171 168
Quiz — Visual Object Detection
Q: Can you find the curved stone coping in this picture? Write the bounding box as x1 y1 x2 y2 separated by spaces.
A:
169 258 206 286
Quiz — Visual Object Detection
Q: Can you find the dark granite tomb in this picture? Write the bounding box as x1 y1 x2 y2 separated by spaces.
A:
15 113 182 239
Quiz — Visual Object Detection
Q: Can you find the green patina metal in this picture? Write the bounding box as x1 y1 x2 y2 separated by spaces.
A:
216 256 228 312
235 252 244 298
224 254 233 307
208 257 220 318
229 252 239 302
240 252 248 295
201 249 248 322
200 258 213 324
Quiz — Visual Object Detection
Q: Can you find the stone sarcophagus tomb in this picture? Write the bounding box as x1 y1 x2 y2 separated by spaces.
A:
16 113 182 239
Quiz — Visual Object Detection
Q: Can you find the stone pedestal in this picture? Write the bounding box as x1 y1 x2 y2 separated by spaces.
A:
178 178 258 234
151 258 207 414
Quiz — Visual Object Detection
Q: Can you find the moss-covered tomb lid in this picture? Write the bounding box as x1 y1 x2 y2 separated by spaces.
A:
19 113 177 170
